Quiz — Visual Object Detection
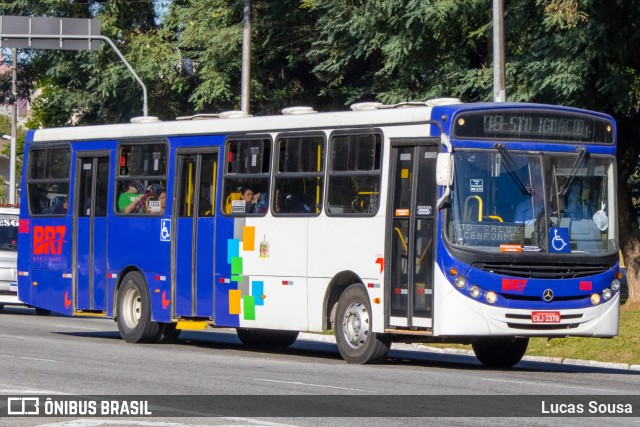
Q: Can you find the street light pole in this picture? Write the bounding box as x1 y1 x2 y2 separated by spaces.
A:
9 47 16 204
240 0 251 114
493 0 506 102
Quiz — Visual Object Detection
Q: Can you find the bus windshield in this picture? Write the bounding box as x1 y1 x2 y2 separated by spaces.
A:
445 149 617 255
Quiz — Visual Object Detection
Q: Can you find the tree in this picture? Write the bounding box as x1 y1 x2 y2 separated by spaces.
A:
162 0 326 114
306 0 640 307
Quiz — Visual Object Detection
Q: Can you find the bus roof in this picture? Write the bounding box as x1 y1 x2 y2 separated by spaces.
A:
29 100 614 143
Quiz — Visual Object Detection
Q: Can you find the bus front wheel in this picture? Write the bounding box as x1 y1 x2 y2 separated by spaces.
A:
335 284 390 364
472 337 529 368
116 271 159 343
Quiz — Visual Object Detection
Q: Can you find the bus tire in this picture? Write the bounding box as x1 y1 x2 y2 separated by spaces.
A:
156 322 181 344
0 304 4 311
236 328 299 349
116 271 159 343
335 284 390 364
472 337 529 368
35 307 51 316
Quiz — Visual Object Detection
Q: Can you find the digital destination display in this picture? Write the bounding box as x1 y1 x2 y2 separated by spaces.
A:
453 110 614 144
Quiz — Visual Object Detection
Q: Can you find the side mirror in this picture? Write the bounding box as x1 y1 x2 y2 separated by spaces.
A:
436 152 453 210
436 152 453 186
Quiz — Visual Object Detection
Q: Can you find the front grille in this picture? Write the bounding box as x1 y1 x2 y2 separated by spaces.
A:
500 293 589 302
0 290 16 296
473 262 609 279
507 323 580 330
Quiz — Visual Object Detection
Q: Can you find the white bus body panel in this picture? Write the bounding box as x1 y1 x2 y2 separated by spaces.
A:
433 265 620 337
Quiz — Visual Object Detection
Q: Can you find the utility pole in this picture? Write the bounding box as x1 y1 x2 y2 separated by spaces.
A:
240 0 251 114
493 0 506 102
9 47 16 204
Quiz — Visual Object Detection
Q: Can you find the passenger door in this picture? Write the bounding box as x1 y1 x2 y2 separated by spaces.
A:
386 140 438 329
173 150 218 318
73 154 110 312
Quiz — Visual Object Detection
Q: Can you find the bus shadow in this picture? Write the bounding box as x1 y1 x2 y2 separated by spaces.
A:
53 327 640 375
54 330 123 340
385 347 640 375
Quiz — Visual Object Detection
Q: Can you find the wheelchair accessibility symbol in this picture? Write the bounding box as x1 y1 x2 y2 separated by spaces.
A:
160 219 171 242
549 227 570 253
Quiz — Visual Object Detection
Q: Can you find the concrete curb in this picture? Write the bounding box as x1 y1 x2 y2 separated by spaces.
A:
297 332 639 371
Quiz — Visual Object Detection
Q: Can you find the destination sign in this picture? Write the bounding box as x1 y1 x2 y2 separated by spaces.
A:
453 110 614 144
456 223 524 245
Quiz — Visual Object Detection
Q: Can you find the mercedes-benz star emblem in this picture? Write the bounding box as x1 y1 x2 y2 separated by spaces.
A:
542 289 554 302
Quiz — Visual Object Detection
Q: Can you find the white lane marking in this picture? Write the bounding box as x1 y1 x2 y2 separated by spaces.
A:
54 324 112 331
0 382 70 395
36 418 298 427
21 356 59 363
0 333 28 339
481 377 620 393
256 378 366 392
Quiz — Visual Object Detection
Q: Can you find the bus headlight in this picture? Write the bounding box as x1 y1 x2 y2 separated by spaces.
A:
485 291 497 304
454 276 468 289
469 285 481 298
611 279 620 291
602 288 612 300
591 293 601 305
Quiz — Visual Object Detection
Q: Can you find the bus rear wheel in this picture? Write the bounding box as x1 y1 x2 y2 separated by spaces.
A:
116 271 159 343
236 328 299 349
335 284 390 364
472 337 529 368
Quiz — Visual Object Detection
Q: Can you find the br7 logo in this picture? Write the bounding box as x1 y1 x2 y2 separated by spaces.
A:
33 225 66 255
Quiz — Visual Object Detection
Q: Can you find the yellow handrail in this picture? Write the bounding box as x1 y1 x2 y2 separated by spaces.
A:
464 195 483 221
394 227 408 253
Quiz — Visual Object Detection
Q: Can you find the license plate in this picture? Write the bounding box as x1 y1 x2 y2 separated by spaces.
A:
531 311 561 323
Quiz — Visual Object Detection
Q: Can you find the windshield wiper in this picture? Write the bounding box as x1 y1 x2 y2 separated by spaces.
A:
494 144 532 195
558 146 589 195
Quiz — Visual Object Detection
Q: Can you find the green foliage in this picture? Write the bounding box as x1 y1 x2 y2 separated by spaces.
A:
307 0 492 105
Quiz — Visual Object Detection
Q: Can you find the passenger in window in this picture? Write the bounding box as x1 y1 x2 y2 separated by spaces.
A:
147 189 167 215
241 186 267 213
119 181 161 214
275 186 310 214
51 196 68 214
118 181 144 214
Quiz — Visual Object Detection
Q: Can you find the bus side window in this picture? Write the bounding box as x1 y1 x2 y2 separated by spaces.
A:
26 147 71 216
327 133 381 216
115 141 168 215
273 135 325 216
222 138 271 216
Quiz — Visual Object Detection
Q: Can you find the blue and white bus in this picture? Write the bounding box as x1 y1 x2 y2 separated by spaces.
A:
17 99 620 367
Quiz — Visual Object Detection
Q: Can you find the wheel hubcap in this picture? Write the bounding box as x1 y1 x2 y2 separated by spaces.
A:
342 301 370 349
122 286 142 328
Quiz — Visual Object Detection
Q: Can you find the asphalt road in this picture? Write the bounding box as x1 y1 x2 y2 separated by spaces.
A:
0 306 639 427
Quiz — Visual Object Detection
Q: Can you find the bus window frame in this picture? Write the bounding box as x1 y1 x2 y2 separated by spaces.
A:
325 129 383 218
221 134 273 217
114 138 169 216
272 131 326 217
26 143 72 217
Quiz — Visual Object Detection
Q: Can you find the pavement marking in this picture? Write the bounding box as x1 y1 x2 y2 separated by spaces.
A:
256 378 366 392
54 324 112 331
21 356 59 363
34 417 298 427
0 382 70 395
0 333 29 339
481 377 620 393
